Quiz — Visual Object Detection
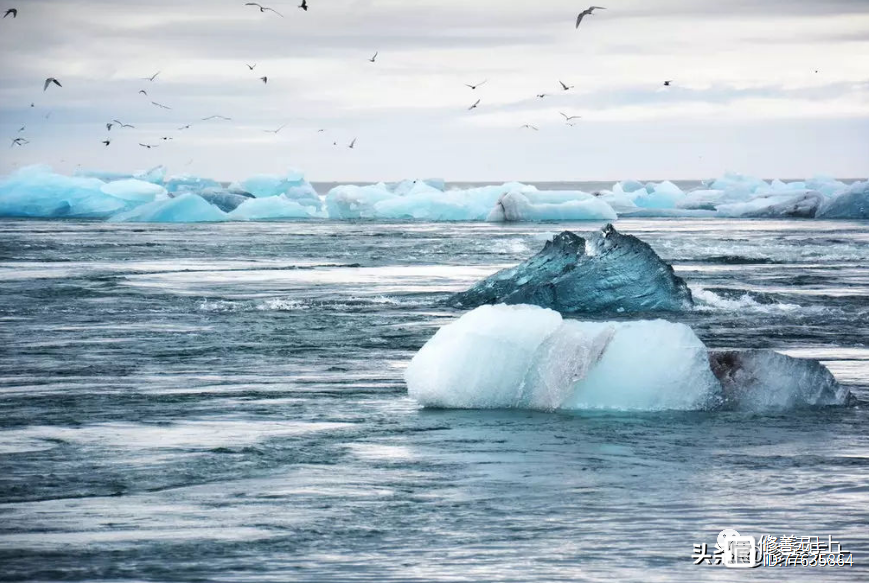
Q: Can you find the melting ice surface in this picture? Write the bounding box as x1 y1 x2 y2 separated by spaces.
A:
406 304 852 412
1 165 867 222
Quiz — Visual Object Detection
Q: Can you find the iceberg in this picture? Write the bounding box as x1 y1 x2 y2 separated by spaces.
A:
406 304 853 412
109 193 227 223
164 174 220 194
237 169 321 210
816 181 869 219
634 180 684 208
450 225 693 313
709 350 852 409
405 305 720 411
196 187 254 213
228 195 317 220
0 165 129 218
716 190 825 218
100 179 167 203
486 191 617 222
325 184 397 219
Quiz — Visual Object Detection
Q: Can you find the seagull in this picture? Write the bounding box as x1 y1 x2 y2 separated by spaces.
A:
246 63 257 70
201 115 232 121
560 112 581 121
465 80 488 90
10 137 28 147
178 124 192 130
663 80 673 86
17 125 25 132
244 3 283 16
138 89 148 96
143 71 160 82
520 124 539 131
160 136 173 141
298 0 308 10
559 80 574 91
43 77 62 91
369 51 378 63
139 143 159 149
112 119 135 128
102 139 111 147
349 138 356 149
4 8 16 18
260 76 268 84
30 102 34 107
106 122 113 131
317 129 325 133
263 123 288 134
576 6 605 29
468 99 480 110
151 101 172 109
537 94 547 99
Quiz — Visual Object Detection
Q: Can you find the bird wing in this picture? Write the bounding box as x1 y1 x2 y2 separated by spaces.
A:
560 112 568 120
52 79 62 88
43 78 52 91
559 81 568 90
591 6 607 10
264 7 284 16
576 12 586 28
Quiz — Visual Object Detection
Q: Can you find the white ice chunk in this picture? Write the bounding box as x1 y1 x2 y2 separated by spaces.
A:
486 191 617 222
406 305 720 411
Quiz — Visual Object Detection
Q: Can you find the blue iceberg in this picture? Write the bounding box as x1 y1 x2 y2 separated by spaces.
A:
0 165 131 218
450 225 693 313
109 193 227 223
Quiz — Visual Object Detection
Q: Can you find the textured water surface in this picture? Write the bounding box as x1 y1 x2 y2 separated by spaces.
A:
0 218 867 582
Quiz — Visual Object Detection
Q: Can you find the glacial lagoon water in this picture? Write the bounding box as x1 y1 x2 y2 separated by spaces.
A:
0 217 867 581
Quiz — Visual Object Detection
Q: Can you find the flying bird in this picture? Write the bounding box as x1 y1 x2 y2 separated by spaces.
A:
663 80 673 86
151 101 172 109
349 138 356 149
139 143 159 149
369 51 378 63
178 124 192 130
317 129 325 133
520 124 539 131
106 122 113 131
160 136 173 141
30 102 34 107
560 112 581 121
260 76 268 84
143 71 160 82
43 77 62 91
246 63 257 70
138 89 148 96
559 80 574 91
4 8 16 18
201 115 232 121
576 6 605 29
468 99 480 110
17 125 25 132
263 123 288 134
10 137 28 147
244 3 283 16
537 94 547 99
112 119 135 128
102 139 111 147
465 80 488 90
298 0 308 10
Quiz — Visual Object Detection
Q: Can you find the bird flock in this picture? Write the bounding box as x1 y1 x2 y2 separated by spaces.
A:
6 4 679 153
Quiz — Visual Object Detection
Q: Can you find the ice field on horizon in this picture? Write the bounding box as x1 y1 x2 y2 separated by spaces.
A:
0 164 867 222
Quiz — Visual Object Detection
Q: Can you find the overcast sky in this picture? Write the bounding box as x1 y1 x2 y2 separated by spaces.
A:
1 0 867 182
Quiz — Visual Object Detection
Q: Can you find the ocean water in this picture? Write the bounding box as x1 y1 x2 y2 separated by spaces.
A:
0 218 867 582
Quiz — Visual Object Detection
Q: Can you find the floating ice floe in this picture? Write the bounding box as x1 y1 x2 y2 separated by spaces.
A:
406 304 852 412
450 225 693 313
228 195 318 220
110 193 227 223
2 165 867 222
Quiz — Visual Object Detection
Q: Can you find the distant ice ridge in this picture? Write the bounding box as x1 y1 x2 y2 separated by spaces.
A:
1 166 866 222
406 304 852 412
